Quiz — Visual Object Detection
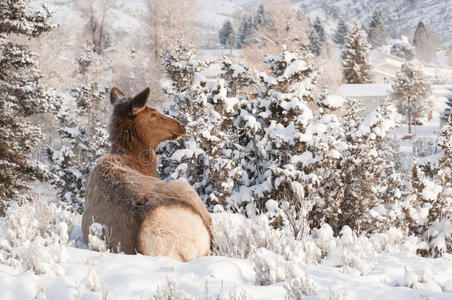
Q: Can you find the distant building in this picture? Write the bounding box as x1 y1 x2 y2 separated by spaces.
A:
370 50 452 84
335 84 391 116
371 54 405 83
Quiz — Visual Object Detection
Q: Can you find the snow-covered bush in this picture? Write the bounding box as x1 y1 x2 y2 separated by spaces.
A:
0 196 80 274
315 226 423 276
87 223 110 253
84 268 102 293
212 213 294 259
252 247 293 285
284 271 318 299
395 266 443 292
233 47 344 234
153 278 195 300
222 288 254 300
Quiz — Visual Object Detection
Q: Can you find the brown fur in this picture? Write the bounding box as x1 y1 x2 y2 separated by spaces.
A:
82 87 212 261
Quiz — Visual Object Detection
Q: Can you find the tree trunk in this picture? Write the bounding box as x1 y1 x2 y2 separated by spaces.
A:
408 109 412 135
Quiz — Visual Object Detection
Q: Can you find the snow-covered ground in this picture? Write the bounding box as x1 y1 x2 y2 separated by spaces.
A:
1 203 452 300
2 244 452 300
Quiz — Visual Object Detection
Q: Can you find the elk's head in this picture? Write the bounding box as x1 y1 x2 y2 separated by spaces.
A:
109 87 185 153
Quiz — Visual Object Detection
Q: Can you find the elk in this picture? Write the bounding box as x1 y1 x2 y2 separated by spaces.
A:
82 87 212 262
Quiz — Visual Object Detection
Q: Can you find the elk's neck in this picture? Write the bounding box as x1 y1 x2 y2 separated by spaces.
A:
113 143 158 177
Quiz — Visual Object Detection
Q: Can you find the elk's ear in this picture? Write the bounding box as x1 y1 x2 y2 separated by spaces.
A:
110 87 125 105
131 87 151 115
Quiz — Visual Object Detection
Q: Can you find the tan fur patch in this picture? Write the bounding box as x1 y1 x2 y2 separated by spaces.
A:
137 205 210 262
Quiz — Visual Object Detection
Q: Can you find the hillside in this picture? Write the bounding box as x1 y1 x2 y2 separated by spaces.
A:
294 0 452 41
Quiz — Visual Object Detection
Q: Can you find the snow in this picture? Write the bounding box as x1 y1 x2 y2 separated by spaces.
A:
354 107 396 139
1 212 452 299
320 95 346 109
421 179 443 201
294 0 452 42
282 60 309 79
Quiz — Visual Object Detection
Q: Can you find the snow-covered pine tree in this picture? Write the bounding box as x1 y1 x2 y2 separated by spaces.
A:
158 39 205 187
206 80 245 209
46 83 109 213
161 38 204 95
248 48 319 216
444 95 452 120
404 160 428 236
434 117 452 255
219 58 255 97
342 21 372 83
391 61 431 135
308 17 325 56
413 21 435 62
333 19 348 46
219 20 235 53
333 100 400 235
411 117 452 256
239 49 328 233
302 91 346 234
368 10 388 49
254 4 270 29
390 39 415 60
159 39 243 210
236 15 255 48
0 0 53 214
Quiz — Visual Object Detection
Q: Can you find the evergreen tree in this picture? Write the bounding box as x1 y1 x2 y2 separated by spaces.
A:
413 21 435 62
333 19 348 46
46 83 109 213
254 4 270 29
0 0 53 214
159 39 243 210
236 15 255 48
431 119 452 255
442 95 452 121
412 118 452 256
342 21 372 83
219 58 255 97
238 48 348 237
391 61 431 135
219 19 235 52
161 38 203 95
390 39 415 60
335 101 401 235
368 10 388 48
243 48 319 230
304 92 346 233
308 17 325 56
413 21 427 46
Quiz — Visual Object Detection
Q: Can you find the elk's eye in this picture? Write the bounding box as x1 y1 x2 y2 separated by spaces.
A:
151 113 157 117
